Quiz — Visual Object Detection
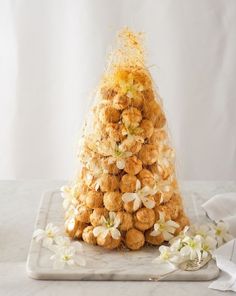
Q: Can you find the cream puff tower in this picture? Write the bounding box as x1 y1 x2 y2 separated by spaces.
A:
62 28 189 250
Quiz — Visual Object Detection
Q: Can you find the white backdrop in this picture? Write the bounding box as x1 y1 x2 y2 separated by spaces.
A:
0 0 236 180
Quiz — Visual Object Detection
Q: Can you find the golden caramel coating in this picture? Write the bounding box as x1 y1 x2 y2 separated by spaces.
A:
124 156 142 175
99 105 121 123
137 169 155 188
124 201 135 213
125 228 145 250
86 191 103 209
145 230 164 245
120 174 138 192
74 223 87 239
174 215 190 235
117 211 133 231
121 107 142 128
120 138 142 154
143 99 162 124
103 191 123 211
131 96 143 110
134 208 156 231
65 218 87 239
163 194 182 220
148 163 159 175
102 158 120 175
99 174 120 192
105 123 124 142
149 128 167 145
77 205 92 223
139 119 154 139
113 94 130 110
82 226 97 245
132 69 152 86
154 112 166 128
97 233 121 249
142 88 155 102
154 205 171 221
138 144 158 165
100 86 117 100
90 208 108 227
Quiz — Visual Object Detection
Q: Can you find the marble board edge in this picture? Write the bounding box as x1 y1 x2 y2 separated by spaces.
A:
26 189 219 281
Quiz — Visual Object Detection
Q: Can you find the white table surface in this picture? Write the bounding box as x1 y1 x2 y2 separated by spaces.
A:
0 180 236 296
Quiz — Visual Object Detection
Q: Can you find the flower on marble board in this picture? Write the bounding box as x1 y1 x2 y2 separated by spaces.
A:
93 212 121 240
201 236 217 257
50 245 86 269
180 235 204 261
153 245 182 265
152 220 233 268
188 223 212 238
210 221 233 247
33 223 86 269
33 223 61 248
150 212 180 241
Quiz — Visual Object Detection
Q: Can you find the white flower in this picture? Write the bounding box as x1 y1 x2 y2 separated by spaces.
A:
66 204 79 219
93 212 121 240
33 223 60 248
122 180 156 211
189 224 212 238
50 246 86 269
210 221 233 246
153 245 182 265
201 236 217 257
61 185 78 210
150 212 179 241
107 143 132 169
180 235 203 261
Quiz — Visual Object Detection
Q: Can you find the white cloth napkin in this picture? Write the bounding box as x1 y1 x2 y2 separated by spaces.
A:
202 192 236 237
209 239 236 292
202 192 236 292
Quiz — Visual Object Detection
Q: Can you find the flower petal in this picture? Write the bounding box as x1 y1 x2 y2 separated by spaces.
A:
110 228 121 240
116 159 125 169
122 193 137 203
166 220 180 229
133 196 142 211
114 216 121 228
141 197 155 209
136 180 141 191
150 230 160 237
163 231 174 241
93 226 106 237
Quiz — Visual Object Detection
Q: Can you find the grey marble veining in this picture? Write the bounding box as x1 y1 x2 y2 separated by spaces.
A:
1 180 236 295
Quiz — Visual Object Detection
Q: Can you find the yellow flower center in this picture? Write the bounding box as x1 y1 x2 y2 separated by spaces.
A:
106 219 114 228
216 229 222 236
62 255 71 261
114 149 123 157
47 230 54 238
162 251 170 260
189 241 197 248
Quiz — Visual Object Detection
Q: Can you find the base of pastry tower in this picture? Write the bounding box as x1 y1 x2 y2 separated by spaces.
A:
26 184 219 281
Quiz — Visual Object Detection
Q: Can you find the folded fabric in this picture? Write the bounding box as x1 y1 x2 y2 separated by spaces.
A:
202 192 236 292
209 239 236 292
202 192 236 236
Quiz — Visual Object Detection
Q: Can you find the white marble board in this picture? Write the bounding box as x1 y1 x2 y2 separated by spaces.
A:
26 187 219 281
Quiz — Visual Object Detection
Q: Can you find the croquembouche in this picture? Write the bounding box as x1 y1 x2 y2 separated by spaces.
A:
61 28 189 251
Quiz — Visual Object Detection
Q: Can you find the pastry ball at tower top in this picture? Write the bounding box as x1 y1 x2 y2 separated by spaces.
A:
62 28 189 251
